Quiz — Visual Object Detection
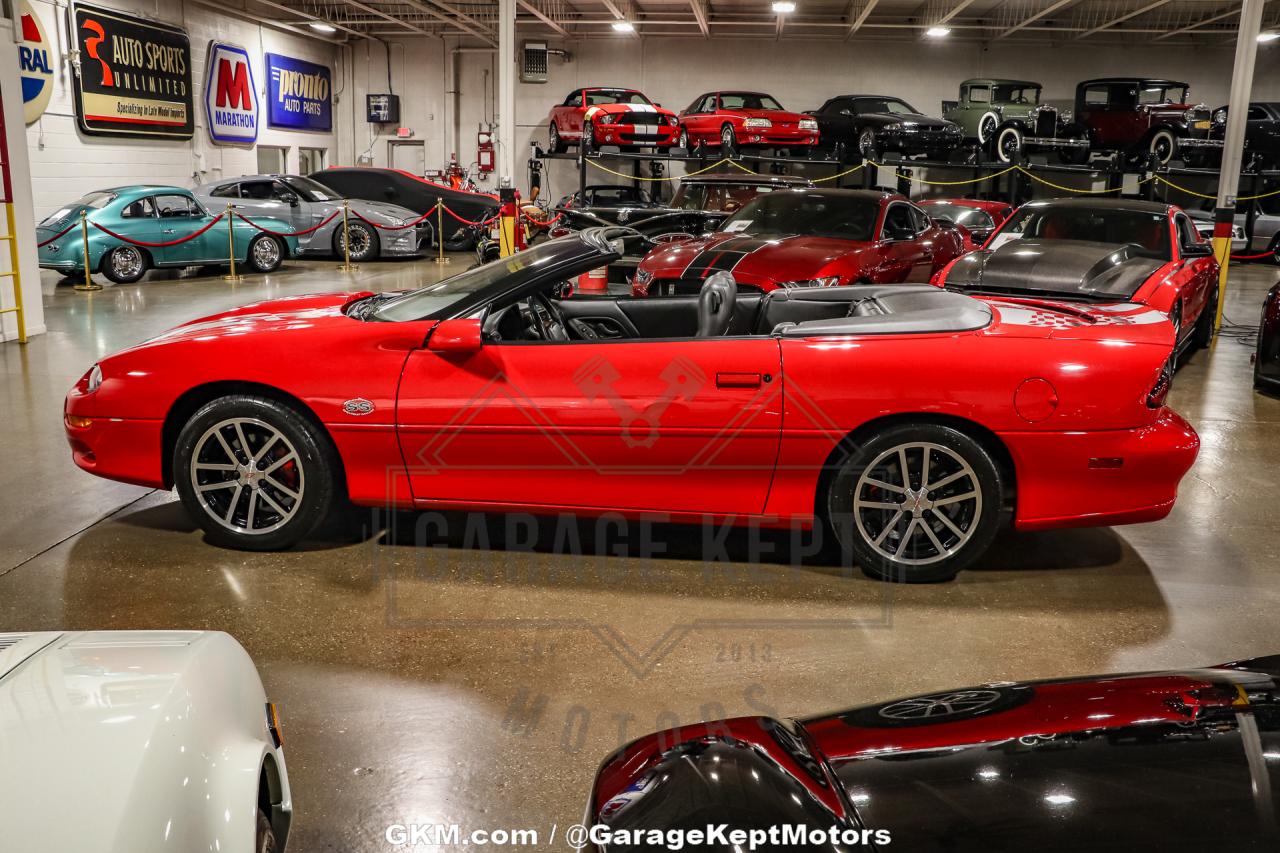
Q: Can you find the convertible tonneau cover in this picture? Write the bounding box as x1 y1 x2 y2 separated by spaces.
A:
771 285 993 336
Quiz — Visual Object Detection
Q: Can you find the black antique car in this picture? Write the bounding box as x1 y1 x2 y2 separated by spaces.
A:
1207 102 1280 170
311 167 499 251
585 657 1280 852
809 94 963 161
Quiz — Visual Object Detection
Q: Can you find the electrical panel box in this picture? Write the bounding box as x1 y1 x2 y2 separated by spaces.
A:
521 42 548 83
367 94 400 124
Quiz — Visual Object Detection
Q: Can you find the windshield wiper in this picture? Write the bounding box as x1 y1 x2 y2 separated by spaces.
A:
348 292 397 320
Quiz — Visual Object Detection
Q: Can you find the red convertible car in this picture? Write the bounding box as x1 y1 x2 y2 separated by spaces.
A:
933 198 1219 355
677 91 820 156
587 656 1280 850
546 88 679 154
64 228 1196 582
632 189 967 296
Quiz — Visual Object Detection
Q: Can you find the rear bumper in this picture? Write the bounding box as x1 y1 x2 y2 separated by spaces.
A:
1003 408 1199 531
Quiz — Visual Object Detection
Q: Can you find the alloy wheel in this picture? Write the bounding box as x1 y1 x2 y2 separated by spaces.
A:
111 246 143 279
252 236 281 269
340 224 371 259
189 417 305 535
852 441 982 566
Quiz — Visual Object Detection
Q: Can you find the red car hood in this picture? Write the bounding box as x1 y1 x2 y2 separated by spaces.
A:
130 291 380 350
640 232 872 287
726 108 809 123
588 103 677 119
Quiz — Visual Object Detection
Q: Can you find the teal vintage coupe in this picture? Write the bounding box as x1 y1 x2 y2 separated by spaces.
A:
37 186 299 284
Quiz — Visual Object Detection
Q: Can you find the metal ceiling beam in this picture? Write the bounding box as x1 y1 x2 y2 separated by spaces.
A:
1075 0 1174 39
690 0 710 37
336 0 435 35
519 0 571 35
845 0 880 40
600 0 627 20
1153 5 1240 40
243 0 374 39
191 0 346 42
396 0 497 44
934 0 977 25
996 0 1081 39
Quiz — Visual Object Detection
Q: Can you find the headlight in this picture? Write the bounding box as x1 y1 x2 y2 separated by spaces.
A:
882 122 902 132
778 276 840 289
799 118 818 131
664 115 678 127
743 117 772 129
1213 109 1227 124
597 114 616 125
86 364 103 393
1060 109 1073 122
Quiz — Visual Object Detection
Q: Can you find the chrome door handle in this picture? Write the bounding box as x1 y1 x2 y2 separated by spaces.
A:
162 229 176 234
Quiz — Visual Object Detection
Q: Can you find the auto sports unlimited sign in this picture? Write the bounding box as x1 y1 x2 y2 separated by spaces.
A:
265 53 331 132
72 3 193 139
204 42 257 145
18 2 54 124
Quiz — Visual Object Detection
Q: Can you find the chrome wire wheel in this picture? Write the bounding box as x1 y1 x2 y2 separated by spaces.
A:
110 246 143 279
875 689 1004 722
978 113 997 145
251 236 281 269
189 417 305 536
853 441 982 567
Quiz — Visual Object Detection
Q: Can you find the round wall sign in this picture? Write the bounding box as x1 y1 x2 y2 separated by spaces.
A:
19 2 54 124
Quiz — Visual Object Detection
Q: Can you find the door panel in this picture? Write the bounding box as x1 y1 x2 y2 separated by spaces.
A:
397 338 783 514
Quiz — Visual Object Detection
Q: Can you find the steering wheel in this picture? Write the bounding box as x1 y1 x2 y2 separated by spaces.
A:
527 293 569 341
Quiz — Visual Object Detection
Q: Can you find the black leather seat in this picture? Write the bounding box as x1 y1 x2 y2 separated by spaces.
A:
696 271 737 336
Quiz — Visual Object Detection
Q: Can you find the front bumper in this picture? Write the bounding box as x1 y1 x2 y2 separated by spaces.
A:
736 128 819 147
881 130 964 153
1003 408 1199 530
64 410 166 488
594 124 680 148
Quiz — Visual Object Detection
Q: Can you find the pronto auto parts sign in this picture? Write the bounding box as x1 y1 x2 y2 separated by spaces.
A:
204 41 256 144
265 53 331 132
19 2 54 124
72 3 193 139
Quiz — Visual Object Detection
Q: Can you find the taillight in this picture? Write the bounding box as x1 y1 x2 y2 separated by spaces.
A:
1147 355 1175 408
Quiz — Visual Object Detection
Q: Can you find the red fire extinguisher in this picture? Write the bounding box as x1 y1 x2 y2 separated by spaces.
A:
477 131 495 174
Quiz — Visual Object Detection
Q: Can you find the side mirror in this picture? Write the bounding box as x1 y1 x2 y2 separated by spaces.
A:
1181 241 1214 258
884 225 912 241
428 318 483 353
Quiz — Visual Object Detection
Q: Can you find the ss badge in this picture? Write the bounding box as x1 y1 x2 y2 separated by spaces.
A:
343 398 375 416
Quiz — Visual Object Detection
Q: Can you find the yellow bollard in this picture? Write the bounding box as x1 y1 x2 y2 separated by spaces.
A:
223 203 242 283
434 203 450 265
74 210 102 292
337 201 358 272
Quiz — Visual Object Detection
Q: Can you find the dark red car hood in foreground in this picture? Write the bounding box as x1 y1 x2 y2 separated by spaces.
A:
589 658 1280 851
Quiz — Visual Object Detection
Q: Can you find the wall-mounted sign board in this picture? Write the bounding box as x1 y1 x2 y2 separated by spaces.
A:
265 53 332 132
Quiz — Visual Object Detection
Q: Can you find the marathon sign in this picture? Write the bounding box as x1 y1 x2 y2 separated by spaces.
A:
19 2 54 124
204 42 257 144
265 53 332 132
71 3 194 139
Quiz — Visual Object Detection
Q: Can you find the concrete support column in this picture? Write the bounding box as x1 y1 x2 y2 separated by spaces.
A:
497 0 517 188
0 15 43 342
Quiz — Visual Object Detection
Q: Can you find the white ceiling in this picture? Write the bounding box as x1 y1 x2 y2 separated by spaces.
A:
233 0 1279 47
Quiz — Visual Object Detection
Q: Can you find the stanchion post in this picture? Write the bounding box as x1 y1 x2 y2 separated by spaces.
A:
222 203 242 283
434 204 450 265
74 210 101 292
337 200 358 272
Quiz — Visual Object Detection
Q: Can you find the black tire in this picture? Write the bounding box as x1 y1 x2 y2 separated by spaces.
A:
101 244 149 284
842 685 1035 728
549 122 567 154
1057 125 1091 165
1148 128 1177 166
256 809 278 853
994 125 1023 164
442 226 475 252
977 111 999 149
678 127 691 151
857 128 878 161
1192 284 1218 350
582 120 595 155
245 234 284 273
825 422 1004 583
720 124 738 158
174 395 338 551
334 220 379 262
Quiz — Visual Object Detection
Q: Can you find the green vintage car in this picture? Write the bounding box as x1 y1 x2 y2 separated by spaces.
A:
942 78 1089 164
37 186 298 284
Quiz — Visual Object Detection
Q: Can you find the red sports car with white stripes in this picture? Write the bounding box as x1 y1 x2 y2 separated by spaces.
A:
546 88 680 154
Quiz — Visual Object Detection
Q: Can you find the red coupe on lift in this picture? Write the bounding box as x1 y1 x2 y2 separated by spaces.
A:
917 197 1015 247
64 228 1196 583
546 88 680 154
677 91 821 156
631 189 967 296
932 198 1219 356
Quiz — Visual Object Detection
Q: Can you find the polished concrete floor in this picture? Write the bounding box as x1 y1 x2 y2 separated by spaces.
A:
2 255 1279 849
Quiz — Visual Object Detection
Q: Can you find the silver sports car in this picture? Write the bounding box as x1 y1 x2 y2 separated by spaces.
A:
195 173 431 262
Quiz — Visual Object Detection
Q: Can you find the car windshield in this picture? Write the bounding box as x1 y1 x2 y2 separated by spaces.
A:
281 176 343 202
719 192 878 241
853 97 917 115
671 182 781 212
1139 85 1188 105
586 90 652 106
993 85 1039 104
40 191 116 226
925 203 995 231
370 240 579 322
997 206 1172 260
719 93 784 111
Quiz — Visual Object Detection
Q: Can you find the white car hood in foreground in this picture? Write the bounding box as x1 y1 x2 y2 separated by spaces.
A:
0 631 287 853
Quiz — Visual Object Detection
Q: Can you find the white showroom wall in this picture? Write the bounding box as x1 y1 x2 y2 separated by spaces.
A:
25 0 339 219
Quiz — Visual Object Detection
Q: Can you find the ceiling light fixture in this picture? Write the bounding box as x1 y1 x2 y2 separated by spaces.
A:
772 1 797 12
308 21 337 33
925 25 950 37
611 20 635 32
1258 32 1280 42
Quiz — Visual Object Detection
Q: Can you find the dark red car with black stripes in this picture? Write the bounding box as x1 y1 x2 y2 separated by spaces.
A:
631 188 966 296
